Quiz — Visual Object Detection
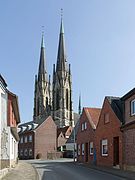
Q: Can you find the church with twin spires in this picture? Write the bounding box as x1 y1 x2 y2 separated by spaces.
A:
33 18 74 128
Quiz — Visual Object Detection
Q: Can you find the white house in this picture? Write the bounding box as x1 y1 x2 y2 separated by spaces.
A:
0 74 20 175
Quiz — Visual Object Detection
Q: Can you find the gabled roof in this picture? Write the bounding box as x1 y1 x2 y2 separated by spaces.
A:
106 96 123 123
57 126 70 137
121 88 135 101
0 74 7 88
19 116 55 134
84 107 101 129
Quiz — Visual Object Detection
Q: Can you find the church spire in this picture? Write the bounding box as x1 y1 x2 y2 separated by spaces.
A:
56 11 67 72
38 33 47 82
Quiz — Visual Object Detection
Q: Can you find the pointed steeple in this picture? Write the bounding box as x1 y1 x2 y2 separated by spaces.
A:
78 94 81 115
38 34 47 82
56 13 67 72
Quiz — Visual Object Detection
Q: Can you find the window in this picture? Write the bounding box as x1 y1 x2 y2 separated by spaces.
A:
101 139 108 156
104 113 110 124
131 100 135 116
24 136 27 143
29 149 32 156
84 122 87 130
46 97 48 107
66 89 69 110
20 136 23 143
56 91 60 110
90 142 94 155
81 123 84 131
82 144 84 155
77 144 80 155
29 135 32 142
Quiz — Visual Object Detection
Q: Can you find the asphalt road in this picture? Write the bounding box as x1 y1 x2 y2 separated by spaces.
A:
29 159 126 180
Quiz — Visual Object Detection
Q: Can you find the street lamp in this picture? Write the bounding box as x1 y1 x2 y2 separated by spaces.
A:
73 127 76 162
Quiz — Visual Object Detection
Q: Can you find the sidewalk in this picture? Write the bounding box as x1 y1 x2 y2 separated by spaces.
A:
1 161 39 180
77 162 135 180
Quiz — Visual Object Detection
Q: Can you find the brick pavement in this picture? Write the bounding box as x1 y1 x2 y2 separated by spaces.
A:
1 161 39 180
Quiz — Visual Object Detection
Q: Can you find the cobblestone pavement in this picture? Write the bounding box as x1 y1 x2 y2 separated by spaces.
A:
2 161 39 180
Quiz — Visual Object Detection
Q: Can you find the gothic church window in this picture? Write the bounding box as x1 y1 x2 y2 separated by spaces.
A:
46 97 48 107
66 89 69 110
37 98 40 115
56 91 60 110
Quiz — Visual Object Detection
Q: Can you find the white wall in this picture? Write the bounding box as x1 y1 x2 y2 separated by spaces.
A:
9 132 18 161
0 84 9 163
0 82 18 168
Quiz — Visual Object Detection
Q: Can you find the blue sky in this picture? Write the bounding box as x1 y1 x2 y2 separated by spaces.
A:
1 0 135 123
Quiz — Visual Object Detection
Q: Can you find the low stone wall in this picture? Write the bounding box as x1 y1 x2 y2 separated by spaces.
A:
0 159 10 169
47 152 63 159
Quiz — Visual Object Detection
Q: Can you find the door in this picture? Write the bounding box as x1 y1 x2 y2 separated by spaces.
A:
85 143 88 162
113 137 119 166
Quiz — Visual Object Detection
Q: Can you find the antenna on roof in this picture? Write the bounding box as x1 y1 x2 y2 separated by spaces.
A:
78 93 81 115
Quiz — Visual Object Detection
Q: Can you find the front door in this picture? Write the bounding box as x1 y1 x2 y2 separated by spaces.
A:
85 143 88 162
113 137 119 166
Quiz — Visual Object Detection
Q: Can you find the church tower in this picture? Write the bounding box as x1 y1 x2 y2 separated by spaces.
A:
33 34 51 121
52 18 74 127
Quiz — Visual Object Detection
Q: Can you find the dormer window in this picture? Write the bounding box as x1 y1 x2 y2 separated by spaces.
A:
104 113 110 124
131 99 135 116
84 122 87 130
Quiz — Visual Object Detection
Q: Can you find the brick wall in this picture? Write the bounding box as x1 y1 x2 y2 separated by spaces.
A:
7 94 17 127
124 94 135 124
123 94 135 171
96 98 123 168
76 110 95 164
35 116 57 159
124 129 135 166
18 131 34 159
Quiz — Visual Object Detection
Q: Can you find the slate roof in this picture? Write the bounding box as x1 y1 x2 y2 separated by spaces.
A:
18 115 51 134
121 88 135 101
0 74 7 88
106 96 123 123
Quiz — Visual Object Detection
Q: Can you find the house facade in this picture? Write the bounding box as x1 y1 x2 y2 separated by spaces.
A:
76 108 101 163
0 75 8 170
121 88 135 171
57 126 73 155
18 116 59 160
96 97 123 168
0 75 20 171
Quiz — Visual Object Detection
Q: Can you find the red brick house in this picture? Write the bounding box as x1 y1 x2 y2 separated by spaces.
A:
18 116 58 159
76 107 101 163
96 97 123 168
121 88 135 171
